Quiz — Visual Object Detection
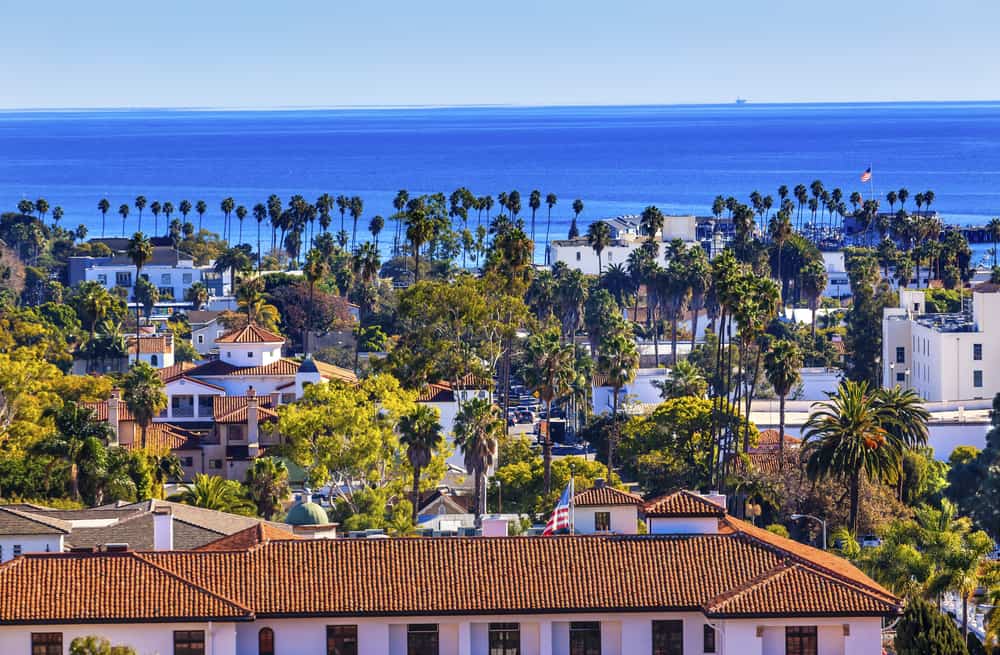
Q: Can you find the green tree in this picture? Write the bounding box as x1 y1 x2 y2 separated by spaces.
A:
800 259 828 342
653 360 707 399
121 362 167 451
184 281 210 310
133 196 146 233
126 232 152 325
69 635 138 655
244 457 291 519
764 339 802 469
168 473 254 515
33 402 113 500
453 398 502 518
133 277 159 323
895 598 969 655
544 192 557 264
97 198 110 237
585 220 612 275
596 331 639 477
399 404 443 525
523 328 576 493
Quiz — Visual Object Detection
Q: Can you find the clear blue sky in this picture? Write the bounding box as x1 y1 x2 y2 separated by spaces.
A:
2 0 998 109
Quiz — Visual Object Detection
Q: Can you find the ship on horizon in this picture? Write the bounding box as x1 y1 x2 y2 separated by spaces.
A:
735 97 747 105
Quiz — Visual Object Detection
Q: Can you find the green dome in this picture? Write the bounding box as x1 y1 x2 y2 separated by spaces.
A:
285 501 329 526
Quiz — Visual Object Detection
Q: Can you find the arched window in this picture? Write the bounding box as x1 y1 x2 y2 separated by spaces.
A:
150 354 158 367
259 627 274 655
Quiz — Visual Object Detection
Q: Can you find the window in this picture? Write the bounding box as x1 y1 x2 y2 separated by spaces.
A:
161 273 171 285
183 273 193 284
181 456 193 467
407 624 439 655
198 395 214 418
248 351 254 358
703 625 716 653
913 302 920 312
197 334 205 344
575 251 581 260
281 393 296 404
209 459 223 469
974 370 984 388
97 274 108 285
594 511 611 532
569 622 600 655
150 355 158 367
489 623 520 655
895 346 905 363
785 626 817 655
652 620 683 655
31 633 62 655
116 271 132 286
227 425 244 442
259 628 274 655
974 343 983 361
158 286 174 299
327 625 358 655
174 630 205 655
13 545 21 556
172 395 195 417
896 372 905 382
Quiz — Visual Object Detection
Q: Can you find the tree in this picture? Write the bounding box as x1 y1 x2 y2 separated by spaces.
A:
121 362 166 451
97 198 110 237
764 339 802 470
133 277 159 325
195 200 207 233
800 259 828 342
244 457 290 519
894 598 969 655
453 398 502 519
235 204 247 244
399 404 443 525
33 402 113 500
926 526 998 642
569 198 584 238
404 197 438 282
184 281 210 310
168 473 254 515
126 232 152 325
369 214 385 250
586 220 612 275
148 452 183 499
150 200 161 235
544 193 557 264
133 196 146 233
640 205 665 242
802 380 900 534
69 635 138 655
302 249 329 344
117 203 129 237
596 331 639 477
349 195 363 251
653 359 707 399
220 197 235 241
523 328 576 493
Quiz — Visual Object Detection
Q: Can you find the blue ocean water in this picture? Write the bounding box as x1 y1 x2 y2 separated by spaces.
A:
1 102 999 258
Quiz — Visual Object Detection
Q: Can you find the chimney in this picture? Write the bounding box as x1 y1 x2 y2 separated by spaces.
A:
246 387 259 450
152 507 173 551
108 389 120 446
593 478 606 489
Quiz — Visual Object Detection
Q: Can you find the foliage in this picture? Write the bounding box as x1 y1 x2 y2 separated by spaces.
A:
894 598 969 655
764 523 789 538
121 362 167 450
453 398 502 517
244 457 291 519
168 474 255 515
69 635 138 655
946 393 1000 541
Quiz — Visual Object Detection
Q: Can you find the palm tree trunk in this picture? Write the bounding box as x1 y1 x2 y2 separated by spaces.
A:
411 467 421 525
543 399 553 494
690 304 700 353
671 313 679 366
778 393 786 472
849 470 860 535
609 387 619 478
70 462 80 501
962 595 969 642
413 242 421 283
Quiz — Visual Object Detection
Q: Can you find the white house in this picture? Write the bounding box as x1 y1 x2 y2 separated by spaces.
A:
571 480 644 534
551 215 699 277
188 310 226 356
127 333 175 369
416 377 493 467
0 508 68 563
883 284 1000 401
592 368 669 415
0 497 899 655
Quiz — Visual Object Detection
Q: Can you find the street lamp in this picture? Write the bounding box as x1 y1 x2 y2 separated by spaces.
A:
791 513 828 550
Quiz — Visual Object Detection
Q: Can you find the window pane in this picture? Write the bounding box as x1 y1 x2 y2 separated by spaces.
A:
785 626 817 655
174 630 205 655
703 625 716 653
489 622 520 655
327 625 358 655
259 628 275 655
652 620 683 655
595 511 611 532
407 624 439 655
569 622 601 655
31 633 62 655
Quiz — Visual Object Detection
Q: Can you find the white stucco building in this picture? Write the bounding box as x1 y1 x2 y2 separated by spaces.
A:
883 284 1000 401
551 215 699 277
592 368 670 415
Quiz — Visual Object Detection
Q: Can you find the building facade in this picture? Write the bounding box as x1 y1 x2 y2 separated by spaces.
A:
551 215 698 277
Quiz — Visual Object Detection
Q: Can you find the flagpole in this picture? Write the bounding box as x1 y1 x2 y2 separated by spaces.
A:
869 162 874 202
569 477 575 535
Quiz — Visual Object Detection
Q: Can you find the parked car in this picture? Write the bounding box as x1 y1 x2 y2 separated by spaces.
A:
859 535 882 548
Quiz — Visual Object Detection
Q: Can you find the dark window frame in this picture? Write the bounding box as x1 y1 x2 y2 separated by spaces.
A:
258 627 275 655
569 621 601 655
31 633 62 655
703 624 716 653
974 370 984 388
895 346 905 363
652 620 683 655
327 624 358 655
407 623 439 655
974 343 983 361
785 626 818 655
173 630 205 655
594 511 611 532
488 622 520 655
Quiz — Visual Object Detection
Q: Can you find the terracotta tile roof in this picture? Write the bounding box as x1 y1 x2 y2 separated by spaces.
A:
122 423 202 453
312 359 360 384
80 400 134 423
644 490 727 518
574 486 644 507
186 358 356 384
753 429 801 451
416 382 455 403
0 507 71 535
165 375 226 392
196 524 301 551
212 395 279 424
158 361 199 383
215 324 285 344
127 335 172 355
0 552 252 623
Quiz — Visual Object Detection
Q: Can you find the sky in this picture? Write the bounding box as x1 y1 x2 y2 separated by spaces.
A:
2 0 999 109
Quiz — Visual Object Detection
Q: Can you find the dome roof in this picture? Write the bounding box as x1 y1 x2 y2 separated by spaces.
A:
285 501 329 526
297 356 319 375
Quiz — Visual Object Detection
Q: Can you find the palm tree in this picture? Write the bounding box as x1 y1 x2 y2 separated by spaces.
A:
98 198 110 237
349 196 363 252
162 201 174 232
220 197 235 241
769 211 792 302
800 259 828 343
185 281 210 310
544 193 557 264
570 199 584 237
653 359 707 399
399 405 443 525
392 190 409 255
148 452 184 498
764 340 802 470
640 205 665 242
122 362 167 451
118 203 130 236
523 328 576 493
134 196 146 233
404 200 436 283
150 200 161 235
897 187 909 213
528 189 542 245
923 189 935 216
453 398 502 518
600 263 636 312
586 220 612 275
988 218 1000 267
597 332 639 477
34 402 112 500
168 474 254 514
802 380 900 534
302 250 329 347
369 215 385 250
127 232 152 325
252 203 267 268
79 282 115 338
244 457 291 519
235 204 247 244
195 200 207 233
926 528 997 642
179 199 192 224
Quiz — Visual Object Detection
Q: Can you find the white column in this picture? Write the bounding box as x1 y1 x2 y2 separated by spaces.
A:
457 622 473 655
538 620 553 655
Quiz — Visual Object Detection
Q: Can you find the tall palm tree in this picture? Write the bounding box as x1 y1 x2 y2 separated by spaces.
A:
897 187 909 213
399 405 443 525
800 260 828 343
179 199 192 224
597 332 639 477
150 200 161 235
253 203 267 269
988 217 1000 268
764 340 802 470
134 196 146 233
523 328 576 493
392 190 409 255
235 204 247 244
118 203 130 237
926 528 998 642
544 193 557 265
453 398 502 518
122 361 167 451
126 232 152 325
802 380 900 534
244 457 291 519
528 189 542 245
769 211 793 302
586 221 612 275
98 198 110 237
369 215 385 250
162 201 174 232
34 402 112 500
571 199 584 237
404 200 436 283
640 205 665 243
653 359 707 399
220 197 235 241
349 196 363 252
195 200 207 234
168 474 254 515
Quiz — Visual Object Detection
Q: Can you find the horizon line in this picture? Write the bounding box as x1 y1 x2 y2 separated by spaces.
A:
2 99 1000 114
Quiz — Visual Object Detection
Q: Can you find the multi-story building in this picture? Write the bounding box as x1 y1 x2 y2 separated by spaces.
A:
68 238 231 302
883 284 1000 401
0 490 900 655
551 215 698 276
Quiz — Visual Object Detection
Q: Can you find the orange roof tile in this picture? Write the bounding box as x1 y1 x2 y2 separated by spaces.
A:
158 361 199 383
574 486 644 507
644 490 726 518
416 382 455 403
127 335 172 354
122 424 201 453
754 429 801 451
196 524 301 551
212 395 279 424
80 400 134 423
215 324 285 344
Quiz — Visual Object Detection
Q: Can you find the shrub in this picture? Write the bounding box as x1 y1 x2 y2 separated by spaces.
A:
894 598 968 655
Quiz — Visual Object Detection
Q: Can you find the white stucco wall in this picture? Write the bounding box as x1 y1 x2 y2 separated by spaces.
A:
648 517 720 535
0 535 63 562
0 621 236 655
573 506 639 535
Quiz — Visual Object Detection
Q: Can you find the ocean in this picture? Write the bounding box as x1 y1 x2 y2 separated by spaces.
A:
2 102 1000 261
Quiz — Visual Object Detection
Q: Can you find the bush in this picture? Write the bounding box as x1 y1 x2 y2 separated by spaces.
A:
894 598 968 655
765 524 789 538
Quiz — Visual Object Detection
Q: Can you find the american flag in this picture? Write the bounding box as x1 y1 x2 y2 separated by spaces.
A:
860 167 872 183
542 480 574 535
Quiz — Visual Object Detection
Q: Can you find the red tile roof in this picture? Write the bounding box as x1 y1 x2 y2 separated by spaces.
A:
574 486 644 507
196 524 301 551
416 382 455 403
127 335 172 355
158 361 199 383
123 424 201 453
185 358 356 383
215 324 285 344
754 429 801 451
644 490 726 518
80 400 134 423
212 395 279 424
